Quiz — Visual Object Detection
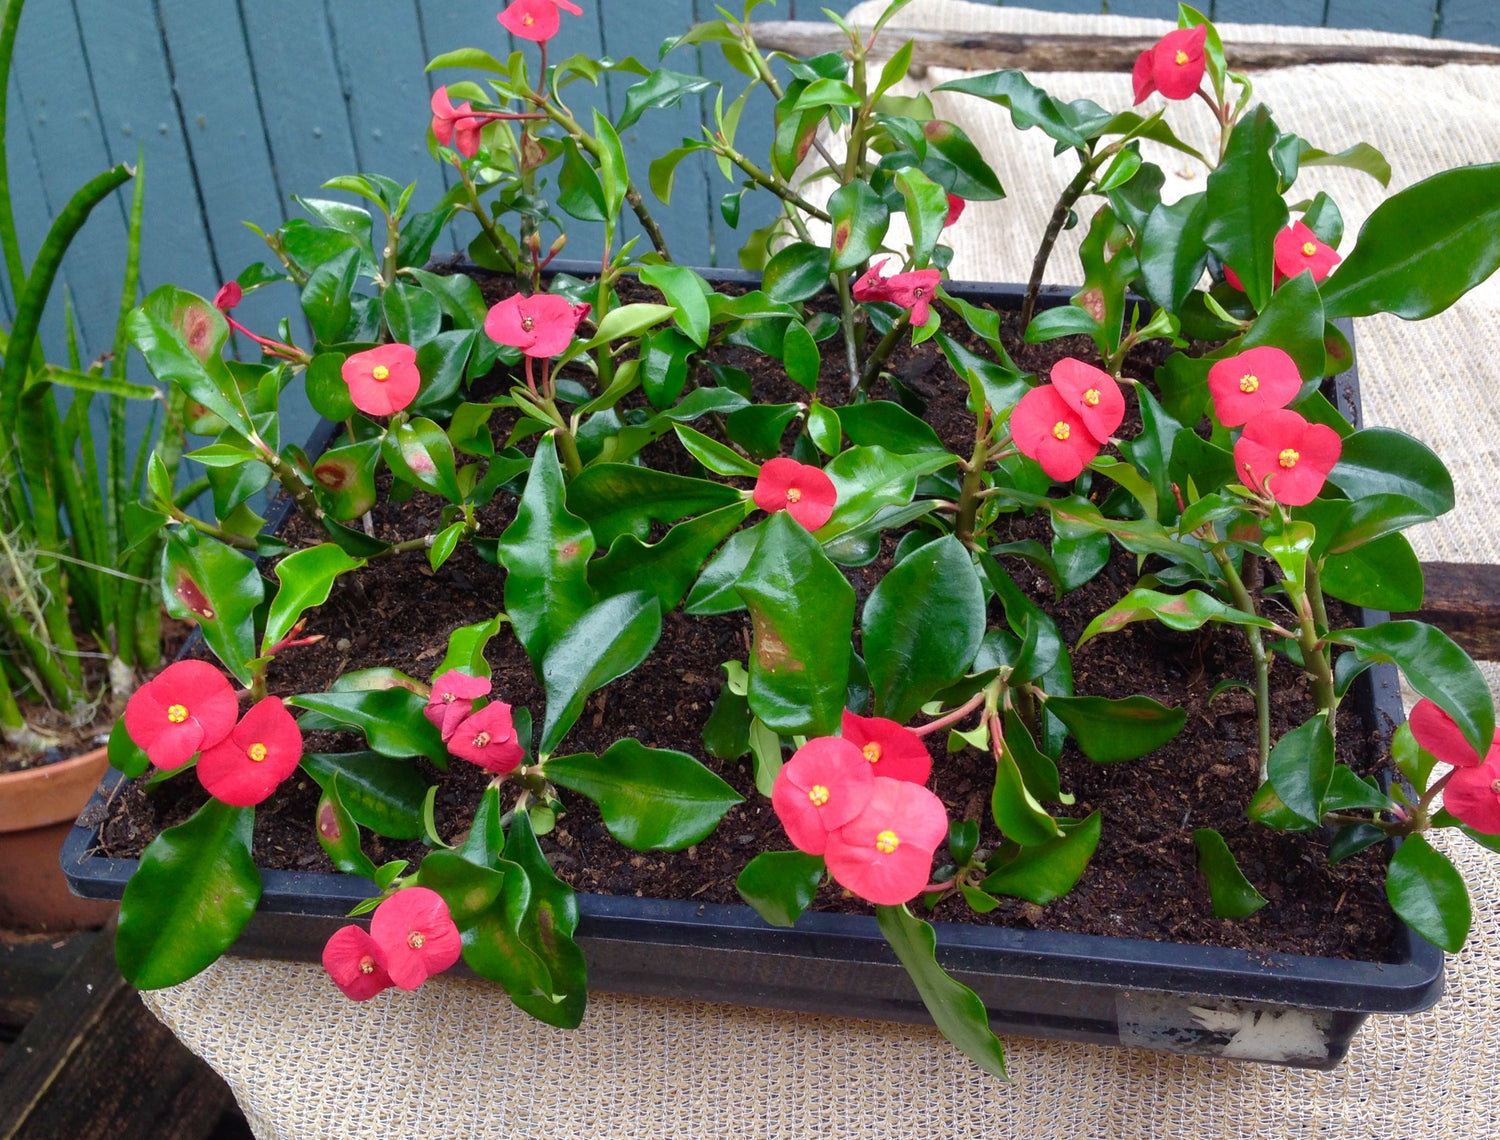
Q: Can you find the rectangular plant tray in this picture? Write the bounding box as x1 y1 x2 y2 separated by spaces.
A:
61 271 1442 1069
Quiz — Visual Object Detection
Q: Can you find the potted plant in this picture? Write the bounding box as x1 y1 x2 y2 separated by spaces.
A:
63 1 1500 1076
0 0 182 931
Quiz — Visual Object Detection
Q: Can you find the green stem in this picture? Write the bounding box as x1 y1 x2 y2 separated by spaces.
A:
1019 155 1096 331
0 0 27 299
954 408 991 549
543 105 672 260
710 140 832 223
1213 547 1272 779
857 311 909 395
837 271 861 392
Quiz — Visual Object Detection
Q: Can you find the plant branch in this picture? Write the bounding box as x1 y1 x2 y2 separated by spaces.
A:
1212 546 1273 779
1019 155 1096 331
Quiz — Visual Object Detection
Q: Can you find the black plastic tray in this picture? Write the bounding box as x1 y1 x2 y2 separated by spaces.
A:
62 269 1442 1069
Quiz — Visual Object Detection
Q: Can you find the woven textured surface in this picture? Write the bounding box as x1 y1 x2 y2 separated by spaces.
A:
140 5 1500 1137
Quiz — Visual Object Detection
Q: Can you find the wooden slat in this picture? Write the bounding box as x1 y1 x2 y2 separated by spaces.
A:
1326 0 1440 36
1214 0 1328 26
1439 0 1500 45
749 21 1500 73
0 932 94 1036
1400 562 1500 662
0 930 232 1140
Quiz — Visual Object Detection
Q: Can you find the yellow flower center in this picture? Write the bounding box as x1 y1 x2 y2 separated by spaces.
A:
1302 241 1318 257
1174 49 1190 65
1239 374 1259 394
1279 448 1300 469
522 13 535 25
1052 421 1071 441
862 742 882 764
372 365 390 381
167 704 189 724
408 931 426 950
786 487 803 504
875 830 900 854
473 731 491 748
521 315 535 331
911 286 926 298
359 956 376 975
808 784 830 807
1490 778 1500 795
247 743 268 763
1083 388 1101 407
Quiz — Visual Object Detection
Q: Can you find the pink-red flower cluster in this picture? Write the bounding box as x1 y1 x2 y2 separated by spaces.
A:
485 293 593 358
1011 358 1124 481
322 887 462 1000
342 344 421 417
853 259 941 326
771 719 947 905
1209 346 1341 506
425 670 525 775
123 662 304 807
753 458 838 531
1224 222 1341 294
430 87 484 159
1408 699 1500 835
1133 26 1207 104
498 0 583 43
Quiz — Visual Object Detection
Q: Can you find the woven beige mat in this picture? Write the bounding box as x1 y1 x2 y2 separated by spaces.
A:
140 5 1500 1137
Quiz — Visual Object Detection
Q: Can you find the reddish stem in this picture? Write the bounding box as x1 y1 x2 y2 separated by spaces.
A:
911 691 987 738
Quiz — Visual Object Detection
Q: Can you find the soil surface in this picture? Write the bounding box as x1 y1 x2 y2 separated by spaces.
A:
96 269 1398 962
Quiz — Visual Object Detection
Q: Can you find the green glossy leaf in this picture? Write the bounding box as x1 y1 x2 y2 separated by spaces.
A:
782 322 821 392
301 751 430 840
672 424 760 478
828 181 890 272
1328 621 1494 756
639 263 711 348
1266 714 1334 825
568 464 742 547
1322 163 1500 321
1247 779 1319 832
896 166 950 269
1321 531 1425 612
935 70 1085 149
1045 695 1186 763
806 401 842 456
725 403 801 459
116 800 260 989
314 774 379 878
874 905 1008 1081
540 591 663 754
1193 828 1269 918
578 304 675 352
1327 428 1455 519
992 743 1062 845
1387 834 1471 952
382 280 442 345
301 247 360 343
161 528 264 685
589 501 752 612
734 511 854 736
129 286 250 434
618 67 716 131
817 446 954 538
1077 588 1271 647
1140 193 1209 313
1240 268 1325 380
1204 106 1289 310
835 401 944 453
384 417 461 503
289 691 448 767
435 615 505 682
762 241 830 303
498 439 596 663
310 438 379 521
263 544 364 653
109 717 151 779
684 522 762 616
736 851 825 927
1323 764 1394 813
863 536 985 724
982 811 1101 904
546 738 743 850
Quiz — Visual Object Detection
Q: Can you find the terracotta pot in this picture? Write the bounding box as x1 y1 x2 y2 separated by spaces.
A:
0 746 117 932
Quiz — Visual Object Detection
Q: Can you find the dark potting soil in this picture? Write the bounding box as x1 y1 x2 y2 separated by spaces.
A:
97 272 1398 963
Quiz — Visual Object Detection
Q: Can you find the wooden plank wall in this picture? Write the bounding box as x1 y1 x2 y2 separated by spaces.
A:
7 0 1496 363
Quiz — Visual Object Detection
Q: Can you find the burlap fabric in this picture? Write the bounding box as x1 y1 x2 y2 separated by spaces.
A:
140 5 1500 1137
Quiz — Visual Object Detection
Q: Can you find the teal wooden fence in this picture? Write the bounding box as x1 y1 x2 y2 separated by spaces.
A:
8 0 1497 364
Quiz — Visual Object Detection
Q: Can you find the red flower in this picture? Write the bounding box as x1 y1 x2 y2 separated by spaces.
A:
370 887 462 990
753 458 838 530
1011 384 1105 482
852 259 941 326
1133 25 1208 104
1409 699 1490 769
1222 263 1247 293
1233 409 1342 506
498 0 583 43
840 710 931 784
1445 757 1500 835
341 344 420 417
446 700 525 775
485 293 592 358
322 926 393 1001
944 194 966 228
771 737 874 856
1208 346 1302 427
1274 221 1341 285
430 86 483 159
1049 358 1124 443
123 660 239 770
197 697 304 807
213 281 243 311
824 776 949 905
424 670 492 742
